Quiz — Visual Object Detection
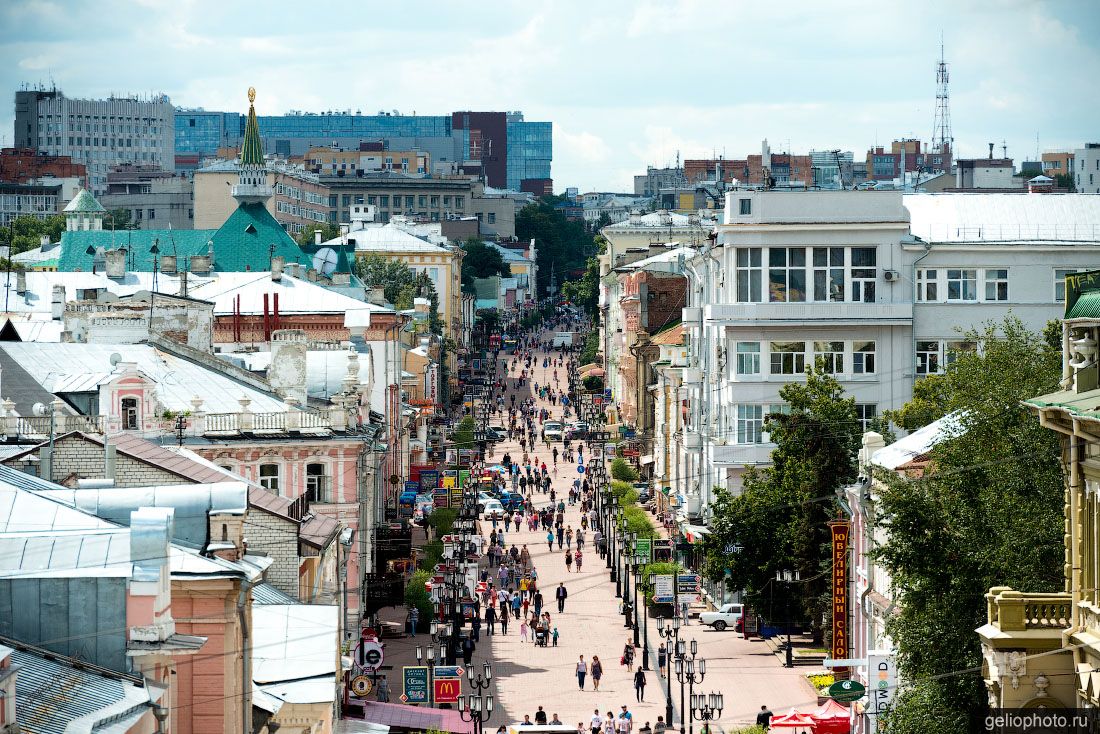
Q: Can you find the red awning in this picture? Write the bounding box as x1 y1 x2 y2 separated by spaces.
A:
768 709 816 730
809 699 852 734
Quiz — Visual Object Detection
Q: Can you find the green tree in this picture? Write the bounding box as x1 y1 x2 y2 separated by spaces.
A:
516 195 597 297
295 222 341 246
356 254 442 333
703 365 860 642
460 237 510 293
103 208 136 231
874 316 1064 733
611 457 639 482
0 214 66 255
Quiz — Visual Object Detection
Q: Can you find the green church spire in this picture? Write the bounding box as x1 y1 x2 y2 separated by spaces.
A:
240 86 264 167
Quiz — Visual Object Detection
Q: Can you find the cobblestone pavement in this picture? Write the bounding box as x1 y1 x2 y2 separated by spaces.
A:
463 332 821 732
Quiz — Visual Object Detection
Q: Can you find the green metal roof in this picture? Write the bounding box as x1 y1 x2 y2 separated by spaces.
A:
1024 388 1100 421
1063 269 1100 318
1067 291 1100 320
240 88 265 167
63 188 106 214
57 203 307 273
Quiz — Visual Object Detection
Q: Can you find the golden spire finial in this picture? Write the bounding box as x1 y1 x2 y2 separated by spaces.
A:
248 87 256 104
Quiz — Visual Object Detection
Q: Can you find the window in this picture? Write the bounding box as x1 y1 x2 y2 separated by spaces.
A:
813 247 845 302
147 208 155 220
916 341 941 375
431 196 440 207
306 463 329 503
916 269 938 301
945 340 976 366
984 269 1008 301
856 404 878 432
738 198 752 215
259 463 280 494
121 397 139 430
455 196 464 208
770 341 806 375
850 247 876 302
735 342 761 375
768 247 806 302
405 195 415 208
380 195 389 207
1055 269 1085 302
736 404 764 444
488 212 496 224
444 196 451 206
736 248 762 302
852 341 876 374
814 340 844 374
946 269 977 301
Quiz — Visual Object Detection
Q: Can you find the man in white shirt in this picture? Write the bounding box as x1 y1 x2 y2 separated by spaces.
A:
590 709 604 734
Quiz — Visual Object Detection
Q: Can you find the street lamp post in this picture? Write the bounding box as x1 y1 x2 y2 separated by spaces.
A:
657 615 681 729
632 556 646 657
622 533 635 626
457 662 494 734
690 692 724 734
415 641 445 706
675 641 706 734
776 570 801 669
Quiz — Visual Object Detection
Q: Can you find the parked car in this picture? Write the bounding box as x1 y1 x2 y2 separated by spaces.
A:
565 421 590 440
498 492 525 512
699 603 744 631
542 421 564 441
488 426 508 442
481 499 506 520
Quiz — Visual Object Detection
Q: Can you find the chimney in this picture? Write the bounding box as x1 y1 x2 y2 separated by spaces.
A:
988 143 995 160
104 248 127 279
369 286 386 306
628 210 642 225
50 285 65 320
39 234 49 247
178 270 189 298
161 254 177 275
105 441 116 481
268 329 309 404
314 229 322 245
306 268 318 282
15 270 26 295
271 255 285 281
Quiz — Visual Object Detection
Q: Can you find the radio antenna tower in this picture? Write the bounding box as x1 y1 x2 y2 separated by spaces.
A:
931 39 953 156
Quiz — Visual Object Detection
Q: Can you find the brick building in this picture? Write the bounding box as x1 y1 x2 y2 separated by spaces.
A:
0 147 86 185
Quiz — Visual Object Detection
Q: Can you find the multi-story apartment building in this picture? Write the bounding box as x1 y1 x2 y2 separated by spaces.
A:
809 150 855 188
0 147 86 185
175 108 553 193
193 159 331 233
15 88 175 194
1076 142 1100 193
303 146 431 176
634 165 686 196
671 190 1100 519
1041 150 1075 179
865 138 952 181
97 164 193 230
0 181 65 226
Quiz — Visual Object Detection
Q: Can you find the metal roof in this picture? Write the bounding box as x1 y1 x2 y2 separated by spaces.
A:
903 192 1100 244
62 187 106 213
0 342 288 414
10 646 152 734
326 223 451 254
252 603 339 684
604 211 711 230
871 412 963 470
253 581 300 605
0 344 67 417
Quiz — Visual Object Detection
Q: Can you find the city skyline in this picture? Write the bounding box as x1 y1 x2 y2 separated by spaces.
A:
2 0 1098 191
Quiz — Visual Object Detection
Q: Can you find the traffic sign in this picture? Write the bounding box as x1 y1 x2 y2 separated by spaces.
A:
403 666 430 704
653 574 675 604
828 679 867 703
357 640 384 670
434 665 463 678
577 465 586 474
634 537 652 561
434 676 462 704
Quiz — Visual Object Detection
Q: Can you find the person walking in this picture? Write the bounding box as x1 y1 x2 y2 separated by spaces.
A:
500 607 509 634
409 606 419 637
590 709 603 734
591 655 604 691
375 676 390 702
576 655 588 690
575 548 583 572
756 705 773 730
556 582 568 613
485 605 496 635
533 590 544 618
633 668 647 702
565 549 573 572
547 529 555 552
657 643 667 677
520 619 529 643
622 639 636 672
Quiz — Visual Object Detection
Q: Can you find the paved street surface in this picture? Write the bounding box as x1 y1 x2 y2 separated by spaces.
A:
468 333 820 731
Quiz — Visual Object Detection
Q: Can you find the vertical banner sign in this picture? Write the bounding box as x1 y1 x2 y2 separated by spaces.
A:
830 521 850 677
402 666 430 704
866 652 897 731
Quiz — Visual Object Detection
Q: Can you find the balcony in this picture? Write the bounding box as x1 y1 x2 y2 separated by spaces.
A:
711 441 774 466
705 302 913 327
979 587 1071 653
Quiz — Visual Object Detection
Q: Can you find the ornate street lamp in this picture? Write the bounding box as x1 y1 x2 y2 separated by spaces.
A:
657 615 682 728
776 569 801 668
675 642 706 734
690 692 723 734
458 662 494 734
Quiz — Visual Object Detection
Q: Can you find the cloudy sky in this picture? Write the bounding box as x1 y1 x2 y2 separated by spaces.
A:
2 0 1097 191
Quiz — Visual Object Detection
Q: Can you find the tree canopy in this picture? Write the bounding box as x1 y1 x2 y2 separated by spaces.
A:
516 195 597 297
295 222 341 246
460 237 510 293
354 253 442 333
703 365 860 642
0 214 66 255
875 316 1064 733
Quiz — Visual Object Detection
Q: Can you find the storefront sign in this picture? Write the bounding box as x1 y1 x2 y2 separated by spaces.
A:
634 537 652 561
402 666 430 704
867 652 897 730
433 487 450 508
350 675 373 697
828 679 865 703
419 470 440 491
830 521 850 676
433 667 462 704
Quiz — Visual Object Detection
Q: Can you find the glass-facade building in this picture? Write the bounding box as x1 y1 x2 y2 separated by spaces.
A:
506 120 552 192
175 110 241 155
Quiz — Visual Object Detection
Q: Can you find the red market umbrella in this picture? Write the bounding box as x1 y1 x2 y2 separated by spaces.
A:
809 699 851 734
768 709 816 731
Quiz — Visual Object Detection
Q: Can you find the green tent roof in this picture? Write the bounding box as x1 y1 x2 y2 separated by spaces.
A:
63 188 106 214
57 203 307 273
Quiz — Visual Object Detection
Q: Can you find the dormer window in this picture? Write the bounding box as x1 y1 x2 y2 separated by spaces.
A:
245 223 257 234
121 398 139 430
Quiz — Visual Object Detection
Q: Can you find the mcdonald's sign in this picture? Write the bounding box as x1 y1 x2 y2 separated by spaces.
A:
434 676 461 704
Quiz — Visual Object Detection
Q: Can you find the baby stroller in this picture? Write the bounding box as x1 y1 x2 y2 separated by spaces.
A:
534 624 549 647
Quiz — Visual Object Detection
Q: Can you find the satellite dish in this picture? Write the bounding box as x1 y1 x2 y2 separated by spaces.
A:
32 402 48 417
312 247 339 277
110 352 122 367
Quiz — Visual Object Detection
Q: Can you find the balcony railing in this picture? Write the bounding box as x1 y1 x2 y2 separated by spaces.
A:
986 587 1071 632
2 408 341 440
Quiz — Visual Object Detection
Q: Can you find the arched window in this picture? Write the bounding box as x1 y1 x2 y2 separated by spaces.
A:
306 462 329 503
259 463 280 494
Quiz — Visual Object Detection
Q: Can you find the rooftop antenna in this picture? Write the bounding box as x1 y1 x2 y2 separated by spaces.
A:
931 36 954 156
1001 140 1008 159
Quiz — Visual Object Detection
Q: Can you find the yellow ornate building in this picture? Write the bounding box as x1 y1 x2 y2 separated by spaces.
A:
978 269 1100 709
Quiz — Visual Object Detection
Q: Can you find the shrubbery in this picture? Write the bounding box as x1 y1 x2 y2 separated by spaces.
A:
611 458 639 482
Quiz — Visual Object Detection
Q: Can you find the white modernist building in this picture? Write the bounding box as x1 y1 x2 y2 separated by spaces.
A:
673 190 1100 519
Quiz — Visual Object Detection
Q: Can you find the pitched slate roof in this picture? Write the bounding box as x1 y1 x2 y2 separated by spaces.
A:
62 187 106 214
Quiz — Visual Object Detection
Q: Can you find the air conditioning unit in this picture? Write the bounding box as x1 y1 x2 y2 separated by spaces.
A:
884 269 900 282
682 368 703 384
681 307 702 325
683 431 703 450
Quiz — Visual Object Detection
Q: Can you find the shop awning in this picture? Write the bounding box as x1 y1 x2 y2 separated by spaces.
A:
681 523 710 544
767 709 816 730
640 454 654 465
